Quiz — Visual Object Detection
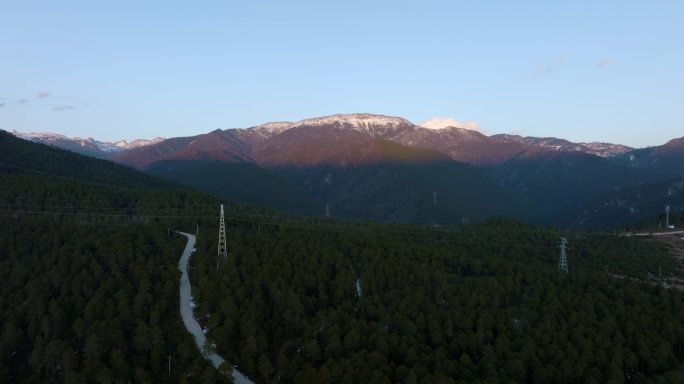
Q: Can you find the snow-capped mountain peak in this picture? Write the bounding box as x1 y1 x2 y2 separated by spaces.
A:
247 121 294 138
289 113 414 136
12 130 70 142
10 130 165 157
120 137 166 149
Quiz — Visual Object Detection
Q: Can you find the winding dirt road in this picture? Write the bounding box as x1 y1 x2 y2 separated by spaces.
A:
177 231 254 384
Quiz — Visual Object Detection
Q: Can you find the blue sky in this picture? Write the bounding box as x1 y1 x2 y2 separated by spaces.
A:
1 1 682 147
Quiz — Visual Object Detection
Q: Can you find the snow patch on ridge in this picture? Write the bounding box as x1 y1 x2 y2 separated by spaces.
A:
247 121 294 137
11 130 165 153
292 113 411 129
13 130 69 141
579 142 633 157
492 133 632 157
290 113 413 136
110 137 166 150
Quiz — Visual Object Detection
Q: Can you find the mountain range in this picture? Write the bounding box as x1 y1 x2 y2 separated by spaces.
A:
9 113 684 227
14 114 633 166
11 130 165 159
5 120 682 384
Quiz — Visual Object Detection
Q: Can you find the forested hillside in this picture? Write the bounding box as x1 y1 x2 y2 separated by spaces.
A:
557 175 684 229
0 132 233 382
3 131 684 383
189 217 684 383
0 217 233 383
147 159 320 214
146 138 535 225
486 151 660 221
0 130 174 189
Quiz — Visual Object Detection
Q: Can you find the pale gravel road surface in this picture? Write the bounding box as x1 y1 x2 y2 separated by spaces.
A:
624 230 684 237
177 231 254 384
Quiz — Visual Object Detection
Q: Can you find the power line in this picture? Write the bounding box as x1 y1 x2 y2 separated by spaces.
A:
0 202 218 213
0 196 220 208
1 159 514 224
0 203 589 245
0 188 227 206
0 205 459 243
1 205 649 276
1 160 436 212
0 208 218 219
0 161 143 190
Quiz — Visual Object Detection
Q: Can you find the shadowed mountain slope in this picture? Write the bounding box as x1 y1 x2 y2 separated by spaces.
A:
274 139 535 223
556 175 684 229
146 159 320 213
488 150 661 220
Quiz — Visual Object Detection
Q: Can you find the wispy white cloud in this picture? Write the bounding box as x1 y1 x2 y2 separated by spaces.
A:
0 91 79 112
0 95 38 108
598 59 618 67
553 55 571 65
419 117 481 132
531 54 572 78
52 104 75 111
532 67 553 77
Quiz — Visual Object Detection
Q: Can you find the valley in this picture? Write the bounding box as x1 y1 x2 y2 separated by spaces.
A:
4 117 682 221
5 3 683 382
2 131 684 382
14 113 684 229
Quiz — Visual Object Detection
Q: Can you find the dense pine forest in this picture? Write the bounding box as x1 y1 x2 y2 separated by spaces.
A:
0 217 235 383
189 218 684 383
3 131 684 383
0 132 232 382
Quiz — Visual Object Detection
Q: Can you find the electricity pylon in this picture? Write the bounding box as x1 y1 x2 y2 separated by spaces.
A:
558 237 568 273
217 204 227 269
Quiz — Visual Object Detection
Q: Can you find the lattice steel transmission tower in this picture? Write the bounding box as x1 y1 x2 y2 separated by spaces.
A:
558 237 568 273
217 204 227 268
